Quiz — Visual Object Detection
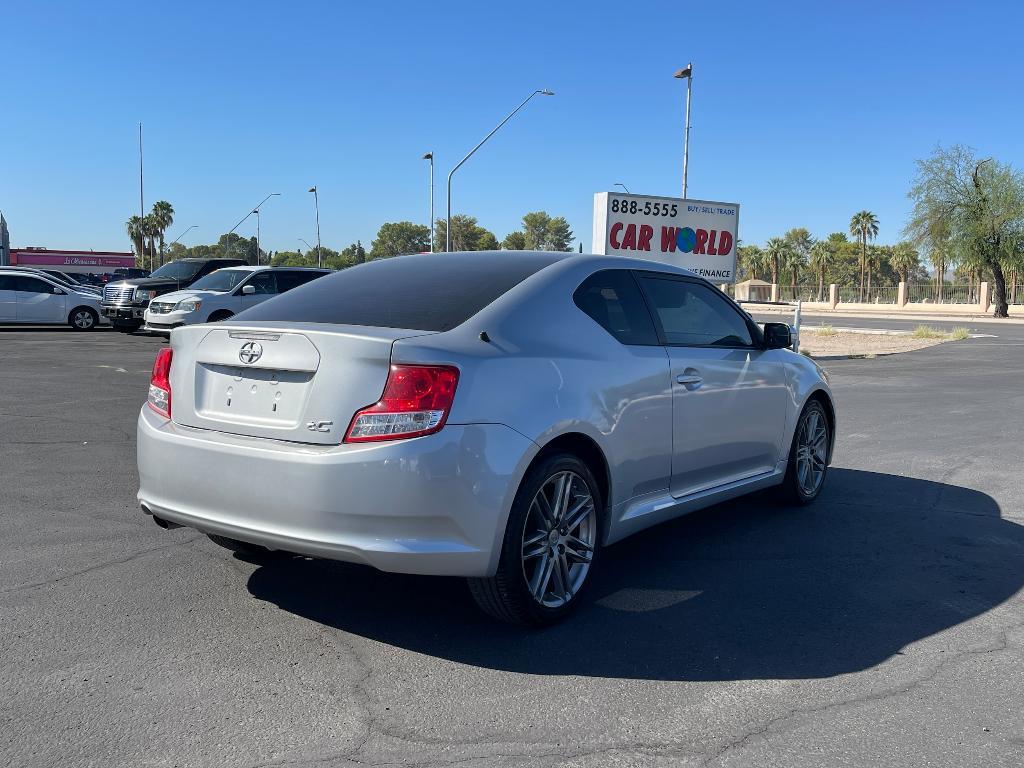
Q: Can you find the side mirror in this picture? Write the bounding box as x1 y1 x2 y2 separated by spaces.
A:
241 285 256 295
763 322 793 350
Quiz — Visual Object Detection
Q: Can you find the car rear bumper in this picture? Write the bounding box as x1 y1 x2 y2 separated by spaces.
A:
137 406 536 577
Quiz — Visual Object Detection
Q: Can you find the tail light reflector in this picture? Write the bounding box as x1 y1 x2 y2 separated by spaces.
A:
345 365 459 443
148 347 173 419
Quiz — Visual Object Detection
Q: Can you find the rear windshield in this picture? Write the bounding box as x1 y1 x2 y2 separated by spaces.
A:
236 252 560 331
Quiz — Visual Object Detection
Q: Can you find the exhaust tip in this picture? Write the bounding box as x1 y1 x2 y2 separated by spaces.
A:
143 506 182 530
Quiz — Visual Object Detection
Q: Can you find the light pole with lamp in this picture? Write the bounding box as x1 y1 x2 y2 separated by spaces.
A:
308 187 322 268
225 193 280 263
446 89 554 252
674 63 693 199
613 183 630 194
298 238 314 253
169 225 197 246
422 152 434 251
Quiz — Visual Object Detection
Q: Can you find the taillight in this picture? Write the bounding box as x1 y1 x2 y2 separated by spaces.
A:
345 365 459 443
148 348 173 419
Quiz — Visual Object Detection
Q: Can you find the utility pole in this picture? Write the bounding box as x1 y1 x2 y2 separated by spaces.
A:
138 123 147 270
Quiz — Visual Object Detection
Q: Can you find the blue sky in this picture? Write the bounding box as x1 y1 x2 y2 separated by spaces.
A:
3 0 1022 255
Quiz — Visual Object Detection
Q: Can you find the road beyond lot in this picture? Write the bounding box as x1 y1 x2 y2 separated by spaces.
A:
2 326 1024 767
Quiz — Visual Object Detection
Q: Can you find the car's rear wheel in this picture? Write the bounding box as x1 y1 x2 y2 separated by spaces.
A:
468 453 601 626
68 307 98 331
781 399 830 504
206 533 282 561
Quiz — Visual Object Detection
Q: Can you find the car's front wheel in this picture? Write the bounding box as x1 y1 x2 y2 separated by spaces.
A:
468 453 602 626
68 307 98 331
781 399 831 504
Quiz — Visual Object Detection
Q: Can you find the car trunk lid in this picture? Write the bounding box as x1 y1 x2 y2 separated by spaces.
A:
169 323 436 445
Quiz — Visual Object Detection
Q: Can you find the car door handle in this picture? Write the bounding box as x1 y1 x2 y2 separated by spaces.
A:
676 374 703 386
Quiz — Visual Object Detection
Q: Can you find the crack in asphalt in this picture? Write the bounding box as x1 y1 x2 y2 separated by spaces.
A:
0 534 202 595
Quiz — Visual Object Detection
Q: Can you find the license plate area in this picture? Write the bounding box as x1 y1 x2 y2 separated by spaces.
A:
194 363 314 428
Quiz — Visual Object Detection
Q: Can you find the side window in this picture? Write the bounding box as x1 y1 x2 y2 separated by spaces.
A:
0 275 18 291
573 270 658 346
15 276 54 294
637 276 754 347
246 272 277 295
275 271 320 292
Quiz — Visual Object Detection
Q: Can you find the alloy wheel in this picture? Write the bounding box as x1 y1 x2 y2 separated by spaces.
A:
521 470 597 608
795 407 828 496
73 310 95 329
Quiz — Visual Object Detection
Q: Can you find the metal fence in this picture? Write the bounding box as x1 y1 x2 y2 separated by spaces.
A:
905 284 975 304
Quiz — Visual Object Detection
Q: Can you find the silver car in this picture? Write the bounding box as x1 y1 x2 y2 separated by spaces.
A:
143 266 330 334
137 251 834 625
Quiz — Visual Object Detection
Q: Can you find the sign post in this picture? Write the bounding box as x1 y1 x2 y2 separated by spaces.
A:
592 192 740 283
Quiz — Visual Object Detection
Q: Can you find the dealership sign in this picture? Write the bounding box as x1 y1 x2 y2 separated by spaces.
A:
592 192 740 282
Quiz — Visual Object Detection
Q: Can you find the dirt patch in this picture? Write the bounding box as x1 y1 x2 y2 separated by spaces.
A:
799 330 947 359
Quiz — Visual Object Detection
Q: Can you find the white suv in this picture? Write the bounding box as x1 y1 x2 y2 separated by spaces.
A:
143 266 330 334
0 269 108 330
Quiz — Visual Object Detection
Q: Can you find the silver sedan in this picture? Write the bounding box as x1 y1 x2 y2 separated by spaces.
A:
137 251 834 625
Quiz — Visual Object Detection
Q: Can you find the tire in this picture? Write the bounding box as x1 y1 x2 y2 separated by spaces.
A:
468 453 603 626
207 310 234 322
206 533 282 561
779 399 831 505
68 307 98 331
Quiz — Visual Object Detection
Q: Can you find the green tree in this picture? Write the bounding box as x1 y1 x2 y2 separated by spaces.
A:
737 244 766 281
435 215 497 252
783 227 814 290
125 216 145 263
849 210 880 302
809 241 832 300
502 231 527 250
522 211 574 251
150 201 174 263
338 241 366 267
476 231 500 251
907 145 1024 317
370 221 431 259
764 237 789 286
888 242 920 284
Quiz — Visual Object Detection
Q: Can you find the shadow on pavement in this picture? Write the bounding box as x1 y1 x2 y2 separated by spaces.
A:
246 469 1023 680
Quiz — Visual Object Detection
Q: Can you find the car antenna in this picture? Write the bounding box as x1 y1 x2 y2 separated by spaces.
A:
479 331 490 343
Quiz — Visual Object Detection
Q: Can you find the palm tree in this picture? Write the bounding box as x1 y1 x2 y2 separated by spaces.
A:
764 237 788 289
849 211 879 302
737 245 765 280
142 214 160 270
809 241 831 301
888 242 920 284
126 216 145 263
150 201 175 263
783 228 813 295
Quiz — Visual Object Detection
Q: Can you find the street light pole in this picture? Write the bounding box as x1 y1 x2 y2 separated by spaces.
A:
308 187 322 268
170 225 196 246
674 63 693 199
446 89 554 252
422 152 434 252
226 193 280 263
253 209 261 265
613 183 630 194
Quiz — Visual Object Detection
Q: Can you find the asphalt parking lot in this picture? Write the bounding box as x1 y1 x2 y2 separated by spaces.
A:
2 326 1023 767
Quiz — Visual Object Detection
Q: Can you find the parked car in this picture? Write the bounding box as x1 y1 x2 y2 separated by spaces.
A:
36 269 103 295
143 266 330 334
112 267 151 280
137 251 835 625
0 266 102 297
0 269 108 330
102 258 247 333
